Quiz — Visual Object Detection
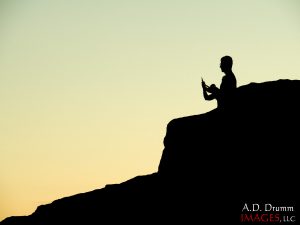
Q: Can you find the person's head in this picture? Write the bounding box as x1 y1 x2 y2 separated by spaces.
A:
220 55 233 73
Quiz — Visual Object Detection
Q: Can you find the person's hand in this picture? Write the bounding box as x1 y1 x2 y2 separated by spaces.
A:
207 84 217 93
201 78 208 90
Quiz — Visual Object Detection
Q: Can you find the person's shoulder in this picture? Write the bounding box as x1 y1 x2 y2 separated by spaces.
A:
228 73 236 80
222 75 230 81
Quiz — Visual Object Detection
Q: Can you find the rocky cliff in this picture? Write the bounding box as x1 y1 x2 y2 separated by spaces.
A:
1 79 298 224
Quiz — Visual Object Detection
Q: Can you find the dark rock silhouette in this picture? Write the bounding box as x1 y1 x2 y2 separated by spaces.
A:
1 79 298 224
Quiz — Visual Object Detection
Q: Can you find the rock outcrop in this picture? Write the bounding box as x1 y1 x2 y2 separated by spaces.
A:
1 79 298 224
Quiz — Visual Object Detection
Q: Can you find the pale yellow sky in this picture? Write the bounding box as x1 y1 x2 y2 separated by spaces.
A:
1 0 299 221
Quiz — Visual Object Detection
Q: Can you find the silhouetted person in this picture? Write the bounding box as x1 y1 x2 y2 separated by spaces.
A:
202 55 237 108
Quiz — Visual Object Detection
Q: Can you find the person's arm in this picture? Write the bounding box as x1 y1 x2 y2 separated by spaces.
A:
202 80 217 101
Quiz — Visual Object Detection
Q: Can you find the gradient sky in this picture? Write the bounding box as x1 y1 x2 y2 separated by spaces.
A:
0 0 299 221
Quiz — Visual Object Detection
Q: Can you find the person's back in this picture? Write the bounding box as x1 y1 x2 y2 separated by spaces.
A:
219 72 236 108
